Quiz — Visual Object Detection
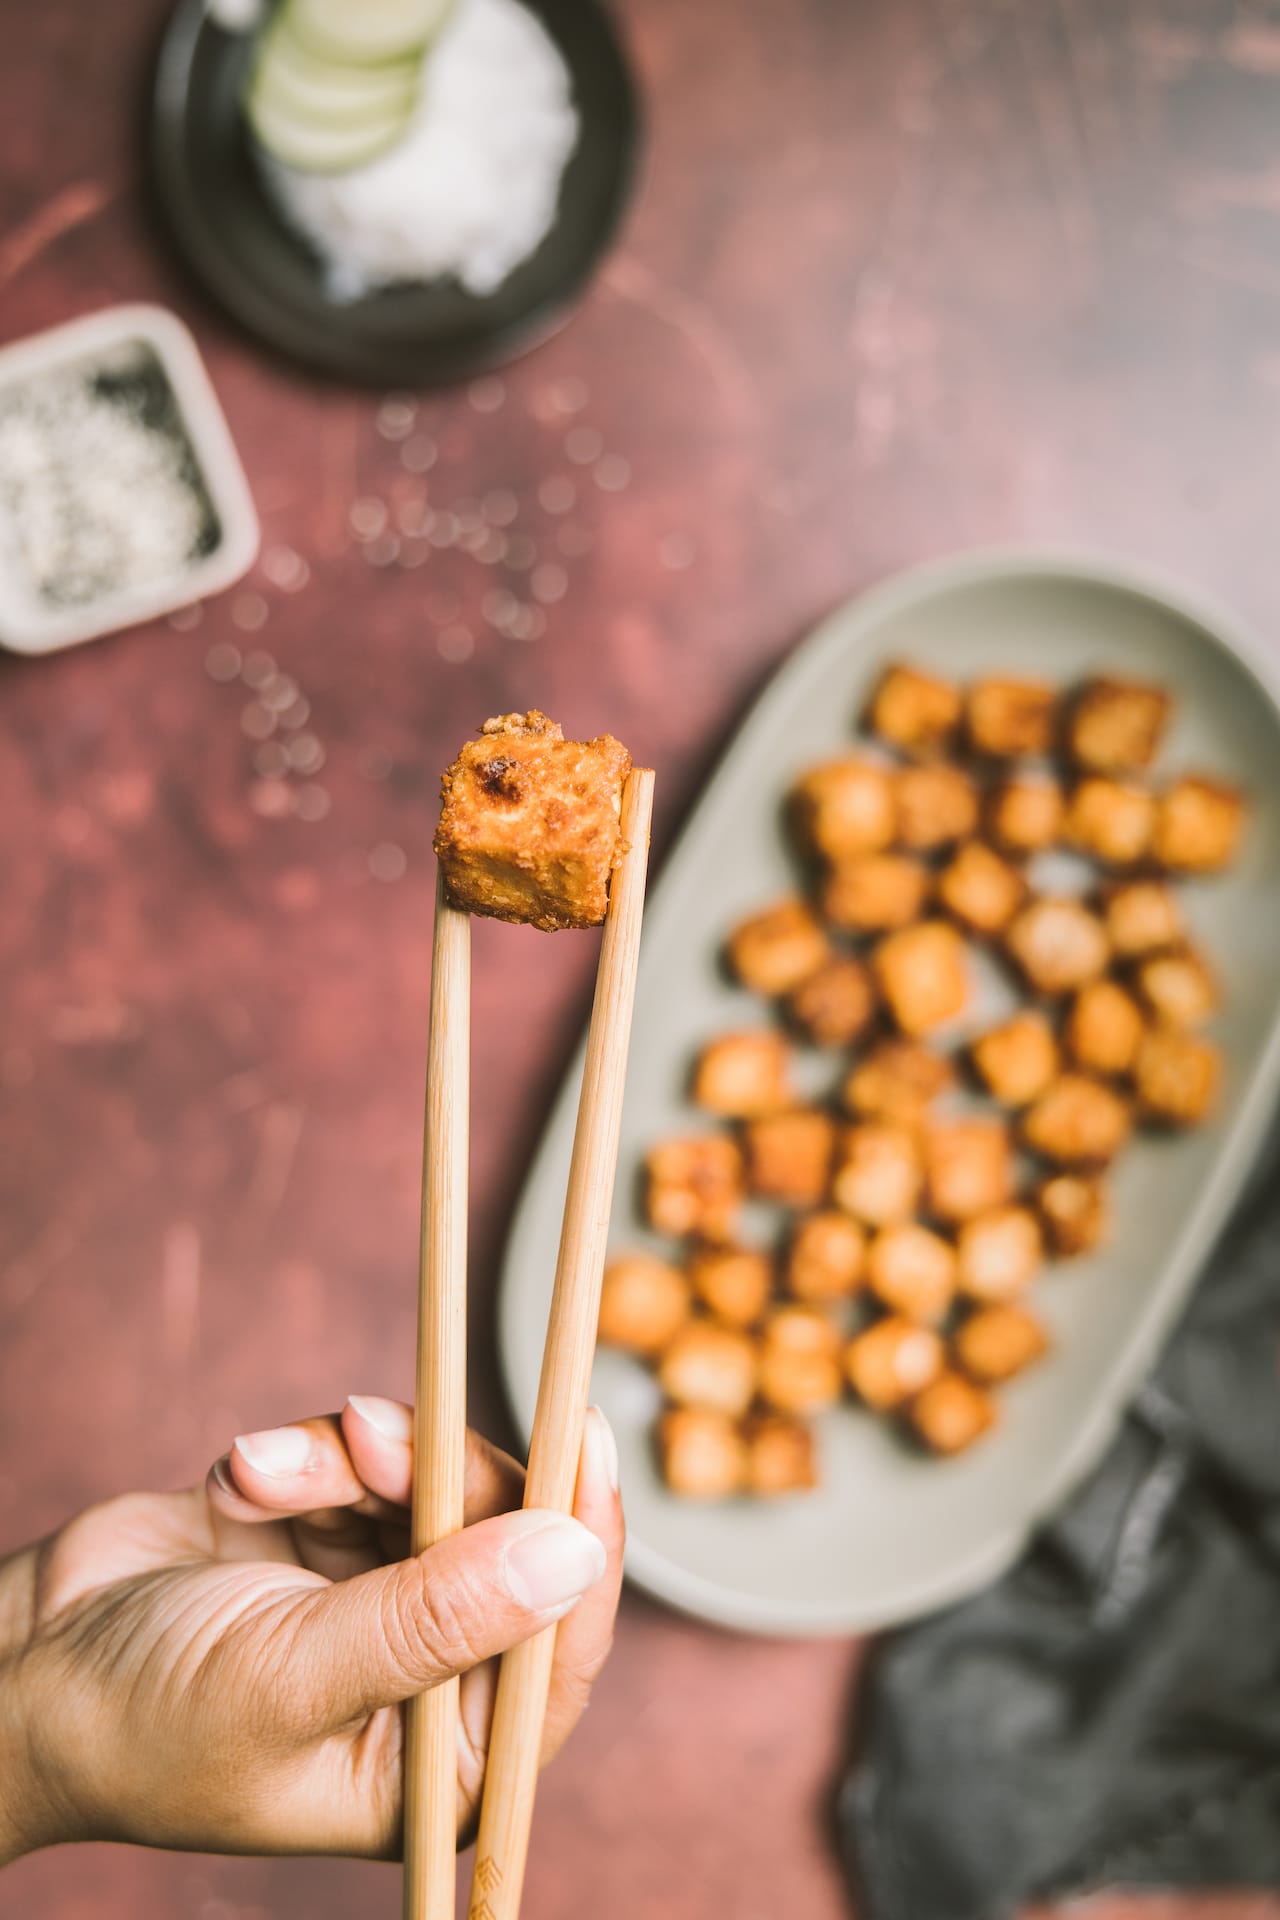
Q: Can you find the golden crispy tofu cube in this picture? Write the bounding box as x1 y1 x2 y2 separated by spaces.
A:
924 1119 1014 1223
785 955 877 1048
842 1038 954 1127
873 920 970 1035
986 774 1065 856
688 1246 773 1329
657 1408 747 1500
692 1031 793 1118
832 1122 923 1226
744 1414 820 1496
937 840 1026 937
866 1222 957 1323
741 1108 837 1208
789 757 896 862
1005 897 1110 996
894 764 980 851
954 1304 1049 1385
844 1316 945 1410
969 1013 1060 1107
646 1136 744 1241
1022 1074 1132 1165
435 712 631 930
1102 879 1184 958
1133 947 1218 1027
786 1209 866 1304
726 898 831 997
955 1205 1044 1302
1035 1171 1110 1257
1064 979 1146 1077
819 853 931 934
965 676 1059 758
1134 1027 1221 1126
757 1305 843 1415
1067 676 1171 774
867 663 962 757
1154 777 1247 873
1065 778 1157 866
907 1370 998 1455
658 1320 758 1418
598 1253 692 1356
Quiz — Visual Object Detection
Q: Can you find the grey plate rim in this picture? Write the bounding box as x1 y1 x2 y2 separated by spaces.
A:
498 545 1280 1636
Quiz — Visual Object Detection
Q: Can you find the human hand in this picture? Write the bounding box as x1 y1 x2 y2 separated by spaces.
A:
0 1399 621 1862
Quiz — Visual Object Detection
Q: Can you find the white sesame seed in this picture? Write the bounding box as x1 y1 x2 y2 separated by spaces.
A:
204 642 242 683
232 592 269 631
530 563 568 604
369 842 408 881
538 475 576 514
565 427 604 465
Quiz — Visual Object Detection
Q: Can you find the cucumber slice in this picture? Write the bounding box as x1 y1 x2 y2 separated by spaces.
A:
252 18 421 130
284 0 455 67
247 90 408 172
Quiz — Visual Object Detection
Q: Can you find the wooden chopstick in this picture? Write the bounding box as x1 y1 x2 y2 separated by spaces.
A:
404 874 472 1920
466 766 656 1920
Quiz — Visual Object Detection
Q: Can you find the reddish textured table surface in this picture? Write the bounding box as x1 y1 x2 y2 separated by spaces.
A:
4 1 1280 1917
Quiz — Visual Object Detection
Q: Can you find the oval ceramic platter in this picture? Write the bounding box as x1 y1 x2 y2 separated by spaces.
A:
498 551 1280 1636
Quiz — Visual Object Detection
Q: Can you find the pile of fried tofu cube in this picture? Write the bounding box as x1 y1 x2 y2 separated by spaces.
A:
599 665 1248 1499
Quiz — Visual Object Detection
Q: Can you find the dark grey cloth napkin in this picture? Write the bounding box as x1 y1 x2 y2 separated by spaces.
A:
840 1126 1280 1919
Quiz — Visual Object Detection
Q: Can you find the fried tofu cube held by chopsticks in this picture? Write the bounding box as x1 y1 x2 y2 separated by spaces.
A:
955 1206 1044 1302
894 765 980 851
741 1108 837 1207
965 677 1059 758
954 1304 1049 1385
986 774 1065 856
969 1012 1060 1107
866 1223 957 1323
757 1305 843 1415
658 1408 748 1500
1067 676 1171 774
434 711 631 929
1021 1074 1132 1165
786 1209 866 1303
873 921 970 1035
645 1135 744 1241
1154 777 1247 873
936 840 1027 937
744 1415 819 1496
726 898 830 997
687 1246 774 1328
832 1122 923 1226
1134 1028 1221 1126
1064 980 1146 1077
924 1118 1014 1223
867 663 962 757
844 1316 945 1411
907 1371 998 1455
1035 1171 1110 1257
819 853 931 933
658 1320 758 1417
789 758 896 862
841 1038 954 1126
1005 897 1110 996
692 1031 793 1117
598 1253 692 1356
784 955 877 1048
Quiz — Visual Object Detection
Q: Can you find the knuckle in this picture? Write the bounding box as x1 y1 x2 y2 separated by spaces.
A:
382 1563 488 1681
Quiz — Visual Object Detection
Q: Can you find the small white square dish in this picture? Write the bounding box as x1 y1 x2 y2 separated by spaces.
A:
0 303 259 654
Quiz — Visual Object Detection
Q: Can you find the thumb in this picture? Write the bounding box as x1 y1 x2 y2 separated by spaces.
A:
279 1508 607 1734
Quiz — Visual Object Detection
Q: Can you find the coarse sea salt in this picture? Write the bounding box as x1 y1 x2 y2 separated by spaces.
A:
263 0 578 301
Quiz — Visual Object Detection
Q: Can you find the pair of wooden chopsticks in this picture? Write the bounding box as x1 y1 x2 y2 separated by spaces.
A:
404 767 655 1920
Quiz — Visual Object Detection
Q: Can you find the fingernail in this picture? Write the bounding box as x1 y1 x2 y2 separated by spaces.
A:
585 1405 620 1494
347 1395 413 1442
502 1513 607 1613
234 1425 314 1477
